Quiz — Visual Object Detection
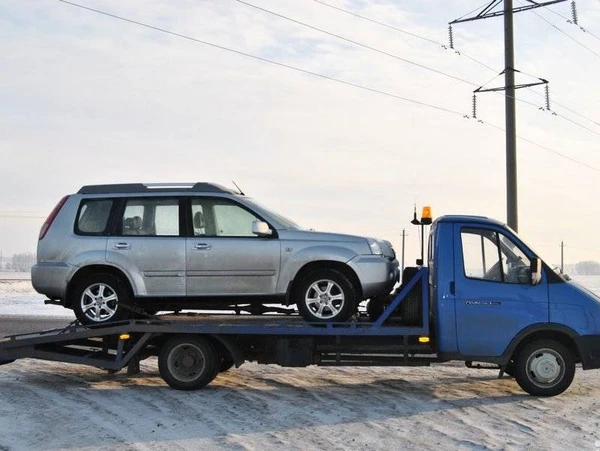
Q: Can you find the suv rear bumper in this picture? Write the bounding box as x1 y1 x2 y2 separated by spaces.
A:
348 256 400 298
31 262 72 300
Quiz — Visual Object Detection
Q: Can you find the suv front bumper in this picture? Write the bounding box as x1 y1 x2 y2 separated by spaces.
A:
348 255 400 299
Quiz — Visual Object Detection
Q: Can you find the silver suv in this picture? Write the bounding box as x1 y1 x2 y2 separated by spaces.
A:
32 183 399 325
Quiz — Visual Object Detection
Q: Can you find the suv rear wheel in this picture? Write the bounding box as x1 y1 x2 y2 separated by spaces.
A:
295 269 357 323
72 273 132 325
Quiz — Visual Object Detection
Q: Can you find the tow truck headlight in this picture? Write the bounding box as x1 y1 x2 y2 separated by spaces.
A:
367 238 383 255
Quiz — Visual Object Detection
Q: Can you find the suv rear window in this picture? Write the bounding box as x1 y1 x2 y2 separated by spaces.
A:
76 200 113 234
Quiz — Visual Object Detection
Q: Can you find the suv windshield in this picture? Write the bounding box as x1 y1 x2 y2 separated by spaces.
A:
243 198 303 230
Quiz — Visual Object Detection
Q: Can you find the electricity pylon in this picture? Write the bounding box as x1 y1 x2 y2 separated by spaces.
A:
450 0 567 232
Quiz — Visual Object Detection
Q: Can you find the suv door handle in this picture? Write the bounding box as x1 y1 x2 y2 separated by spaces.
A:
114 242 132 250
194 243 212 251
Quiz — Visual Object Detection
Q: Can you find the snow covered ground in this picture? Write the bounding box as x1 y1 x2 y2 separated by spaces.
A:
1 275 600 450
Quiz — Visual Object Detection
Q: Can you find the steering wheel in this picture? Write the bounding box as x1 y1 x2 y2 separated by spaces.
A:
483 261 505 282
507 264 530 284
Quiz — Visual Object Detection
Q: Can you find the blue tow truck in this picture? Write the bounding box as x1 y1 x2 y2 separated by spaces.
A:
1 209 600 396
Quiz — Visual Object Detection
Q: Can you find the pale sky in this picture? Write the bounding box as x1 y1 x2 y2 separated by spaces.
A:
1 0 600 266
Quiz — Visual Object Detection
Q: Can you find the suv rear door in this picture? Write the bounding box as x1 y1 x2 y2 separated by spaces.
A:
107 197 186 297
185 197 281 296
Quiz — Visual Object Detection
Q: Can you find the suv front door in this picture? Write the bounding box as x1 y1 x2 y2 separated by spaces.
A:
186 198 281 296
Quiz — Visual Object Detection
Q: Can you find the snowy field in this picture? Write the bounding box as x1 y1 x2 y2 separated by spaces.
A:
1 274 600 450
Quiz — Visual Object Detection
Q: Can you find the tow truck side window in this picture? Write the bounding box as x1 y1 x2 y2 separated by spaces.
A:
461 228 531 284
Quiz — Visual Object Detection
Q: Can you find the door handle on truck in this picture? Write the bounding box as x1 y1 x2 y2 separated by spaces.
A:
194 243 212 251
114 243 131 250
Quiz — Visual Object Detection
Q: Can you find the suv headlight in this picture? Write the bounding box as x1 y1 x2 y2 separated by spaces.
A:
367 238 383 255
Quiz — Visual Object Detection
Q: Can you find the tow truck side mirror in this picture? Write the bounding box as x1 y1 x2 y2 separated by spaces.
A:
530 258 542 285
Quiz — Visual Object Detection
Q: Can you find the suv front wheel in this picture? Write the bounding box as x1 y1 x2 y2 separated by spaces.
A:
72 273 132 325
295 269 357 323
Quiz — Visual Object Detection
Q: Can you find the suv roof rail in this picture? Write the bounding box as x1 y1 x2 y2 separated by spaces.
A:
77 183 236 194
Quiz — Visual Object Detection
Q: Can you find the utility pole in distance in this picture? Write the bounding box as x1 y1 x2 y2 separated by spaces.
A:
561 240 564 273
450 0 567 232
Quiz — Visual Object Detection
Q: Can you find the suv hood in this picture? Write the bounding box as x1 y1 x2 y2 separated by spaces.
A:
278 229 395 258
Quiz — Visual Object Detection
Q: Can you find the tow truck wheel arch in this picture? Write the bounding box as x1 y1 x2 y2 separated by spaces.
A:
503 324 583 368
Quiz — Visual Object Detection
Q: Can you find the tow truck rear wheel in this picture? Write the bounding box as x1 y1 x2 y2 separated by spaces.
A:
514 339 575 396
159 336 219 390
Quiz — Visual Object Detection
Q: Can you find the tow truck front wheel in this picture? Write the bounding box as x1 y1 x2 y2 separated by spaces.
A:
159 336 219 390
295 269 357 323
514 339 576 397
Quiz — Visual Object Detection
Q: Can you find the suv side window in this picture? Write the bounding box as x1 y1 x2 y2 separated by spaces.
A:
121 198 179 236
191 198 261 237
461 227 531 284
76 199 113 234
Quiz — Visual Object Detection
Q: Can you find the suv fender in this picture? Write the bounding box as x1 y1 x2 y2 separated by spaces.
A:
276 245 358 295
67 264 137 308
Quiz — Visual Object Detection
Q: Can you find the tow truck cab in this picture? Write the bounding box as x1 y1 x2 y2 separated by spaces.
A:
430 215 600 369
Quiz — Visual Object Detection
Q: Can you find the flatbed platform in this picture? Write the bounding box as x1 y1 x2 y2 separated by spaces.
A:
0 269 437 390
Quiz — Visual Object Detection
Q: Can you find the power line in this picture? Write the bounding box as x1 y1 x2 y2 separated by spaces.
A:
483 120 600 172
58 1 600 173
234 0 478 87
241 0 600 138
312 0 498 73
527 6 600 59
58 0 465 117
313 0 600 133
543 3 600 43
312 0 442 47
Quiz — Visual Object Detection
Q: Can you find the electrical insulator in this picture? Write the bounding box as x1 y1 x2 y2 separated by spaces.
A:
448 25 454 50
545 84 551 111
571 1 578 25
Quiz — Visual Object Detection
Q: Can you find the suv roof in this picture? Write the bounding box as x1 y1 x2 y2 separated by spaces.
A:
77 183 238 195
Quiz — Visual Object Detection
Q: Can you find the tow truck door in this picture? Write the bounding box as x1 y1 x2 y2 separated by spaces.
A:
453 224 549 357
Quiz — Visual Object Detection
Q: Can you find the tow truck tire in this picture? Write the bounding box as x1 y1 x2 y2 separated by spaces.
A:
514 339 575 397
367 297 386 322
400 293 421 326
159 336 219 390
295 269 357 323
72 273 132 326
503 361 516 377
219 355 235 373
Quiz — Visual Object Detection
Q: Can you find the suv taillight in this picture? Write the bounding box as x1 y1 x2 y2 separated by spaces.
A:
39 195 69 240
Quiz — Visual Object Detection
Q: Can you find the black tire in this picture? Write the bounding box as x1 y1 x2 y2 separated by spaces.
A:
295 269 357 323
503 361 516 377
219 355 235 373
397 267 422 326
400 293 422 326
72 273 132 326
367 297 386 322
514 339 576 396
159 336 219 390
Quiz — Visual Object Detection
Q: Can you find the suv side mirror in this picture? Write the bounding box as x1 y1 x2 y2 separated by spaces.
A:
252 221 272 236
530 258 542 285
